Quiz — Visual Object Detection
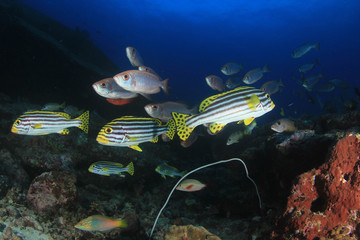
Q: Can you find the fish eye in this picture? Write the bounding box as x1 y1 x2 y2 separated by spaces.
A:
152 105 158 109
105 127 113 134
100 82 106 88
277 121 281 125
265 94 270 99
15 119 21 126
123 74 130 80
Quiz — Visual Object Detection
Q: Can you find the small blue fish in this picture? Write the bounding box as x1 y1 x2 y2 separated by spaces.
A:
297 59 319 73
155 163 186 179
292 42 320 58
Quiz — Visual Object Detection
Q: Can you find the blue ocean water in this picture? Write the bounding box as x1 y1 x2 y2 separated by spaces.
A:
18 0 360 118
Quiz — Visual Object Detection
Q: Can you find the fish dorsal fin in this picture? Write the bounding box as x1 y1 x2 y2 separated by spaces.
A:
199 86 254 112
55 112 71 119
129 145 142 152
153 118 162 126
208 122 227 134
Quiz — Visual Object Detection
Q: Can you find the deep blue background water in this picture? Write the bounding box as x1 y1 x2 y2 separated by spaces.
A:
19 0 360 119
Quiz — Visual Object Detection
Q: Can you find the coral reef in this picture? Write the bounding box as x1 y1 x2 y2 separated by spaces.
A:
272 133 360 239
27 171 77 213
163 225 222 240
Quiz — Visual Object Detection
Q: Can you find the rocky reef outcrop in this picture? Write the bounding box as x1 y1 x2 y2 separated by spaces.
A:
272 133 360 239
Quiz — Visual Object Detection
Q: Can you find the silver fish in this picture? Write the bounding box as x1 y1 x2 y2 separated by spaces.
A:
260 79 284 95
145 101 197 122
302 72 324 90
271 118 297 133
92 78 138 99
138 66 159 76
225 76 242 89
113 70 169 95
41 102 66 111
292 42 320 58
298 59 319 73
313 82 335 92
221 62 244 75
205 75 225 92
328 78 349 89
126 46 144 67
243 64 270 84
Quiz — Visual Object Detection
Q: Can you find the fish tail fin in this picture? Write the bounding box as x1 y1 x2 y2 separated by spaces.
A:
239 62 245 69
75 110 90 134
162 78 169 95
314 42 320 51
126 162 134 176
165 118 176 140
263 63 271 73
171 112 194 141
116 219 128 228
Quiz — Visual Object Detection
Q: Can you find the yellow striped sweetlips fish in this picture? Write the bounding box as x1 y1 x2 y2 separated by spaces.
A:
11 110 89 135
88 161 134 177
96 116 175 152
172 86 275 141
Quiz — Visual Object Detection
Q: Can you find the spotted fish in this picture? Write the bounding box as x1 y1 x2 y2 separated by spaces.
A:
171 87 275 141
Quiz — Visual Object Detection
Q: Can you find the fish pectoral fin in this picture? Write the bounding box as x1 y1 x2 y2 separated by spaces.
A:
244 117 255 126
151 136 158 143
246 94 261 111
59 129 70 135
161 175 166 179
208 123 227 135
31 123 42 129
129 145 142 152
126 135 140 141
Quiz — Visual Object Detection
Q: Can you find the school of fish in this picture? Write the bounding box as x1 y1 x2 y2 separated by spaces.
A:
10 42 352 233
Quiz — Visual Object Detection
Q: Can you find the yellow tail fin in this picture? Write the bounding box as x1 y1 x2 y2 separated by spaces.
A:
116 219 128 228
75 110 90 134
126 162 134 176
165 118 176 140
171 112 194 141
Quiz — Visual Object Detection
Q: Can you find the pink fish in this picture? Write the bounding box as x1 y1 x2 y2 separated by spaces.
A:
176 179 206 192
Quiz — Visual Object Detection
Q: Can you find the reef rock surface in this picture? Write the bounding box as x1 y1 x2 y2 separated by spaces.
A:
272 133 360 239
27 171 77 213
